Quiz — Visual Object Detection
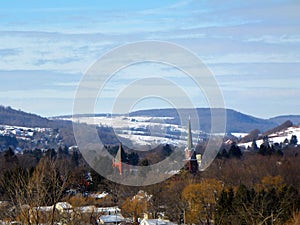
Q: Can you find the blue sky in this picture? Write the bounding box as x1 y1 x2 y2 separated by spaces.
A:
0 0 299 118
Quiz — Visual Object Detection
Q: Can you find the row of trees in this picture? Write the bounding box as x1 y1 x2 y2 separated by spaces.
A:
217 134 299 160
0 147 108 224
216 178 300 225
1 144 300 224
120 174 300 225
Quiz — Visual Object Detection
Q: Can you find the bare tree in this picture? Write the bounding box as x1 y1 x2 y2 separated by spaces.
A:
1 157 70 224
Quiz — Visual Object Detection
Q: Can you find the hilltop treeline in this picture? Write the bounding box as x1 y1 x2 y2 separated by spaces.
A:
0 105 71 128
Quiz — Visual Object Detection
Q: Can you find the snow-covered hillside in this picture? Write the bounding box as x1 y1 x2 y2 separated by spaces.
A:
0 124 62 152
57 114 300 150
238 126 300 149
60 115 204 147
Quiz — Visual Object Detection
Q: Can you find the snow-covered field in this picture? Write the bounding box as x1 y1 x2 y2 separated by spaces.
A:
60 115 201 147
238 126 300 149
0 124 51 138
55 115 300 149
231 133 249 139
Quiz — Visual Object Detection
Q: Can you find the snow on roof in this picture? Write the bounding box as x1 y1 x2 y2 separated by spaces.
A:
76 205 96 213
75 206 121 214
140 219 176 225
55 202 72 211
99 214 125 223
36 206 53 212
91 191 108 199
132 190 152 201
97 206 120 214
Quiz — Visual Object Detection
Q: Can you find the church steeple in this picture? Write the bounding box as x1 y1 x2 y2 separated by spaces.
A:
187 116 193 151
185 117 199 174
112 143 123 175
185 117 194 160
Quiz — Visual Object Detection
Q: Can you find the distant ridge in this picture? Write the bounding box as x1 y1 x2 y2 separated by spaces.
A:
269 115 300 125
129 108 278 133
1 105 299 133
0 105 70 128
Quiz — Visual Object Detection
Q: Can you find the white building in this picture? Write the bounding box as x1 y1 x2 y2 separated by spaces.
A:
98 214 125 225
140 218 177 225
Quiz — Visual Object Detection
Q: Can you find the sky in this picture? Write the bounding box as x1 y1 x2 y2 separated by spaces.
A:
0 0 299 118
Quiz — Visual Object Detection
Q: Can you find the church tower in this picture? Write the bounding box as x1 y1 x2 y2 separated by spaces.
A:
112 143 123 175
184 118 199 173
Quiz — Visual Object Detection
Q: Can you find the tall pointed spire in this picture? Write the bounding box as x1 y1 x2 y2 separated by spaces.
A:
185 117 194 161
112 143 123 175
187 116 193 151
115 143 122 163
185 117 199 174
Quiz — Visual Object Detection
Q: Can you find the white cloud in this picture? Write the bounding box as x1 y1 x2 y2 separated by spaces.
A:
0 48 21 57
204 53 300 64
246 35 300 44
53 81 80 87
0 31 119 72
0 89 75 99
0 0 300 117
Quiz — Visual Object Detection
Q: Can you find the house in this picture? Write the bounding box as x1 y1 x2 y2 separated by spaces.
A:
55 202 73 213
95 206 126 224
90 191 109 199
140 218 176 225
98 214 126 224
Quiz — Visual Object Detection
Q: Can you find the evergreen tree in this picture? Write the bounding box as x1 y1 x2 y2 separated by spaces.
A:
4 147 18 164
162 144 172 157
127 152 139 166
71 150 79 166
290 135 298 146
251 140 258 151
283 138 289 145
258 138 274 155
228 142 242 158
218 148 229 158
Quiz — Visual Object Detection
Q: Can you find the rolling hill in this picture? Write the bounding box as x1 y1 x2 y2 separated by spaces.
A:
1 105 299 140
129 108 278 133
269 115 300 125
0 105 70 128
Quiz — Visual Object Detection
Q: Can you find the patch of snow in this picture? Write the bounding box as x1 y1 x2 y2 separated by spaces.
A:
238 126 300 149
99 214 125 223
140 218 176 225
90 191 108 199
61 115 199 147
231 133 249 138
55 202 72 211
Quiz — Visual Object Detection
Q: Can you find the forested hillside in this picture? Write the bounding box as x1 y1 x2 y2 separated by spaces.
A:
0 105 70 128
